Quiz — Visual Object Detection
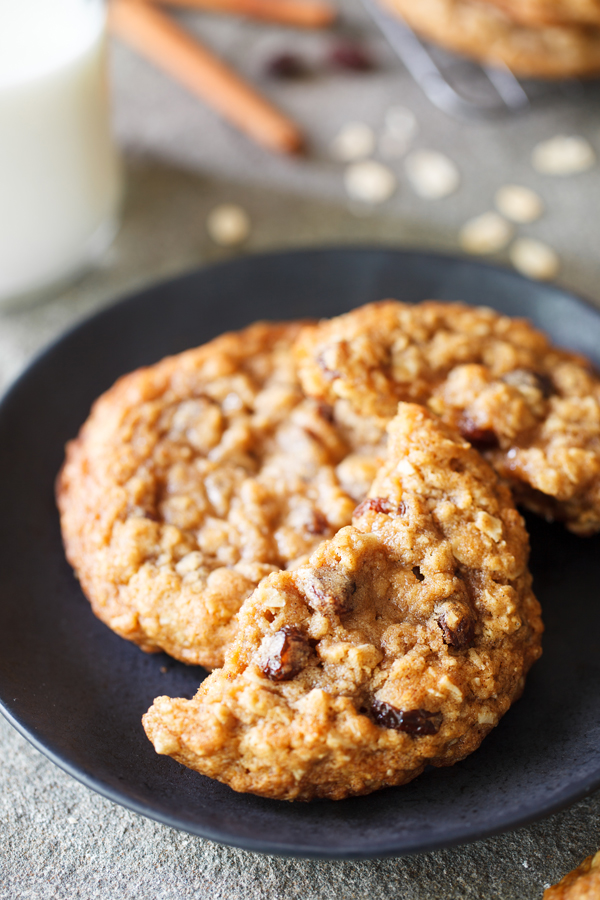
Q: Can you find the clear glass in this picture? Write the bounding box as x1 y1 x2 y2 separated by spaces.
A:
0 0 122 310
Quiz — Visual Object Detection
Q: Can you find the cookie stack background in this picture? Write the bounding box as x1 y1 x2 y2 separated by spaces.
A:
380 0 600 78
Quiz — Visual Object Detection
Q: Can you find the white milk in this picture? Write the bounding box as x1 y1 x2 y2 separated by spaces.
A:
0 0 122 307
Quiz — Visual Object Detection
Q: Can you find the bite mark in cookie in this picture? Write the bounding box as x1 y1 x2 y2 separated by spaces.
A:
143 405 542 801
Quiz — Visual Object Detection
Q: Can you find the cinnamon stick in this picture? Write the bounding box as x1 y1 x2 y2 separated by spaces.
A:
109 0 304 154
154 0 336 28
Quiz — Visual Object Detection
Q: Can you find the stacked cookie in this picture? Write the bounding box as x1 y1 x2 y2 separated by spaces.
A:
58 300 600 800
380 0 600 78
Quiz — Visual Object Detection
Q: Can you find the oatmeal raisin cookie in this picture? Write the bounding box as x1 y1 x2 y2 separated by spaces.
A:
380 0 600 78
482 0 600 27
57 322 378 668
295 300 600 535
143 404 542 800
544 850 600 899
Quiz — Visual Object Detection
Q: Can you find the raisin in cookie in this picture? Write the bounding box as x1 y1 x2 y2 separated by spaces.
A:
57 321 376 669
295 300 600 536
143 404 542 801
380 0 600 78
544 850 600 899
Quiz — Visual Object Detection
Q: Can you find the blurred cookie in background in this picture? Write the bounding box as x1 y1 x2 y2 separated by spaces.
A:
379 0 600 78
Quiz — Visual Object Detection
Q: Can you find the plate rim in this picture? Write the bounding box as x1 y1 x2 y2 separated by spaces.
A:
2 245 600 859
5 244 600 400
3 695 600 861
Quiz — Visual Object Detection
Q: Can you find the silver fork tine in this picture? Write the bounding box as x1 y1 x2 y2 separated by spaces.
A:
482 62 529 110
361 0 531 119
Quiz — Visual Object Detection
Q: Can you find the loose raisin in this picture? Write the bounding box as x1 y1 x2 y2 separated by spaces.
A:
371 700 442 735
260 626 312 682
329 42 374 72
266 53 310 80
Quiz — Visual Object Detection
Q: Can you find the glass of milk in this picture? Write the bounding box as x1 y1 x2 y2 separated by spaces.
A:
0 0 122 309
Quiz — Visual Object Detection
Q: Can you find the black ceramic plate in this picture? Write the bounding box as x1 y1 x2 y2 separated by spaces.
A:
1 248 600 860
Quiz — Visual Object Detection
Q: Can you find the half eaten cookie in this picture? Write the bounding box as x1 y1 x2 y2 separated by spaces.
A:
143 404 542 801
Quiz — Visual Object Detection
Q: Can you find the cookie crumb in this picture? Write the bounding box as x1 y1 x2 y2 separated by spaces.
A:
532 135 596 175
344 160 396 203
206 204 250 247
331 122 375 162
509 238 559 281
494 185 543 223
405 149 460 199
459 212 513 254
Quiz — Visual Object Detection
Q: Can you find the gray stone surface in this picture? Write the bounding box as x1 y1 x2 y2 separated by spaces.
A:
1 0 600 896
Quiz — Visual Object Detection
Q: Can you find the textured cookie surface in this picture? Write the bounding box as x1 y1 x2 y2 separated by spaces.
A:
57 321 379 668
544 850 600 899
482 0 600 26
380 0 600 78
295 300 600 535
144 404 542 801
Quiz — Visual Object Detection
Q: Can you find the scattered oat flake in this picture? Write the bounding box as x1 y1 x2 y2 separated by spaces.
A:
331 122 375 162
206 204 250 247
494 184 543 223
344 160 396 203
459 212 513 254
509 238 559 281
379 107 417 159
385 105 418 141
405 149 460 199
532 135 595 174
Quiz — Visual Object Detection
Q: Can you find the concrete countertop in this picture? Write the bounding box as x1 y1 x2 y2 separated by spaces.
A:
1 1 599 896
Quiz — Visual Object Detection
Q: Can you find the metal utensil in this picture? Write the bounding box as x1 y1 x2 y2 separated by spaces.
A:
362 0 549 119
